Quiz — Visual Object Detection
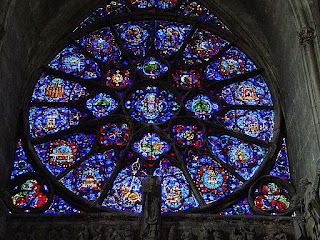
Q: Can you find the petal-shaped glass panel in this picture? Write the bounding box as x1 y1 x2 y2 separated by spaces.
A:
186 151 242 203
115 21 152 58
218 76 273 106
77 28 122 64
208 135 268 180
49 45 101 79
205 46 256 81
136 57 169 79
35 134 96 177
61 150 117 201
102 159 148 213
86 93 119 118
172 69 201 89
29 107 87 138
32 74 86 103
218 109 275 142
185 94 220 120
183 30 228 65
100 122 131 146
154 159 199 213
172 123 205 148
156 21 192 58
105 69 132 88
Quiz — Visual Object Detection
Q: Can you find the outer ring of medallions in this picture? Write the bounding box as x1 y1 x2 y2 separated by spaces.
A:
5 172 54 213
125 0 182 12
21 13 281 214
248 176 295 216
122 80 183 127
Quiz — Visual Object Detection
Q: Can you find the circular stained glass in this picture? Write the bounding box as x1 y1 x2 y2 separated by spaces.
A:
25 0 280 215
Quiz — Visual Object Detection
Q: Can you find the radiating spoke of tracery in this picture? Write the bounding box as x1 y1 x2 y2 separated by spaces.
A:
7 0 293 216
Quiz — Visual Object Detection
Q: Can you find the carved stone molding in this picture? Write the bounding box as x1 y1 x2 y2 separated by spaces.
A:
299 26 316 46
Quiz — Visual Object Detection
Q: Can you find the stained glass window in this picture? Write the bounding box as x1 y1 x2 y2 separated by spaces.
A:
9 0 292 216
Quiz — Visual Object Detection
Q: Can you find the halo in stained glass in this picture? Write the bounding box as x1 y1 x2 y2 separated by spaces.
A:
153 158 199 213
77 28 122 64
218 75 273 106
61 150 117 201
21 0 290 216
156 21 192 58
125 85 180 124
217 109 275 142
49 45 101 79
32 73 87 103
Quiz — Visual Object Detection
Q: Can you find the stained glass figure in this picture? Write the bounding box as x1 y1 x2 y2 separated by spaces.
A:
115 21 151 58
79 0 129 28
125 86 180 124
29 107 86 138
270 139 290 180
133 132 170 161
156 21 192 58
179 0 229 31
186 150 242 203
208 135 267 180
130 0 179 9
183 30 228 65
11 174 51 211
218 76 273 106
219 198 254 216
100 122 131 146
32 74 86 103
49 45 101 79
105 69 132 88
254 183 290 213
136 57 169 79
172 69 201 89
11 140 34 179
45 195 82 214
185 94 219 120
154 158 199 213
77 28 122 64
61 150 117 201
172 123 205 148
218 110 275 142
205 47 256 81
103 159 148 213
86 93 119 118
35 134 96 177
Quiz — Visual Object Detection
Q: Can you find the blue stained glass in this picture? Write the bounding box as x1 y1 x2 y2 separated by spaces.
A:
218 110 275 142
61 150 117 201
11 140 34 179
86 93 119 118
79 0 129 28
219 76 273 106
35 134 96 177
154 159 199 213
133 132 170 161
102 159 148 213
186 150 242 203
45 195 82 214
77 28 122 64
29 107 86 138
185 94 219 120
270 139 290 180
219 198 254 216
115 21 151 58
208 135 268 180
183 30 228 65
125 86 180 124
155 21 192 58
100 122 131 146
179 0 229 31
32 74 86 103
130 0 179 9
136 57 169 79
49 45 101 79
205 47 256 81
172 124 205 148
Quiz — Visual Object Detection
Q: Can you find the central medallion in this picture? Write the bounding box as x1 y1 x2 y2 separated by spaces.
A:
125 85 180 124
